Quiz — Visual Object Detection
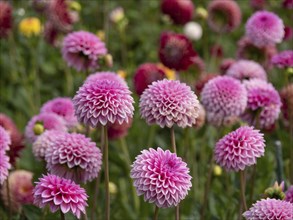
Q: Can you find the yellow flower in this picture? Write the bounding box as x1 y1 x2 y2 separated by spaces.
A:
69 1 81 12
96 30 105 41
213 165 222 176
19 17 41 37
117 70 127 79
157 63 176 80
196 7 208 20
109 182 118 194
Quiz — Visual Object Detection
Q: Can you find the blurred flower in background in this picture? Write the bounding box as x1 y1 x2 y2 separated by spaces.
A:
284 26 293 41
271 50 293 69
0 1 13 38
183 22 202 41
108 118 133 140
280 84 293 125
19 17 41 37
285 185 293 203
250 0 266 10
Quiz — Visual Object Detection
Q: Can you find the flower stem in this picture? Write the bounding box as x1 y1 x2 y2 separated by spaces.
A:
175 205 180 220
6 178 11 220
240 170 247 211
248 165 256 205
60 210 65 220
170 127 177 154
103 125 110 220
153 206 159 220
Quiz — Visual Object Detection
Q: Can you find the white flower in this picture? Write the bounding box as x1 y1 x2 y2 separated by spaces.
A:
183 22 202 41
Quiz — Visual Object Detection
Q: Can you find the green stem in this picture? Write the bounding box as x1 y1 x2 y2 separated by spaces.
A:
240 170 247 211
6 178 11 220
170 127 177 154
60 210 65 220
153 206 159 220
147 126 157 147
103 125 110 220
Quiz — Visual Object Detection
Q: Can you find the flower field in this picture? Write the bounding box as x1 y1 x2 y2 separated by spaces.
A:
0 0 292 220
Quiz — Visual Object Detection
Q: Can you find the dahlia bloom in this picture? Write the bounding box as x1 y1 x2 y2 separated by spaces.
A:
140 79 200 128
183 22 203 41
226 60 267 81
214 126 265 171
282 0 293 9
18 17 41 37
242 79 281 129
207 0 242 33
271 50 293 69
130 148 192 208
0 1 12 38
85 71 126 86
133 63 166 95
243 198 293 220
108 118 133 140
62 31 107 72
220 58 236 74
201 76 247 126
45 132 102 183
285 186 293 203
41 97 78 128
194 73 218 95
1 170 34 212
73 78 134 127
0 125 11 151
25 113 67 143
245 11 284 47
33 174 88 219
161 0 194 25
159 32 197 71
0 151 10 185
280 84 293 122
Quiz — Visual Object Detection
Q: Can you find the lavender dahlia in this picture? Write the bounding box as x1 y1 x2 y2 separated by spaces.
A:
33 174 88 219
130 148 192 208
0 150 10 185
271 50 293 68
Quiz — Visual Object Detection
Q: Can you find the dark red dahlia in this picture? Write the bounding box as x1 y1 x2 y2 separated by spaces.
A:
159 32 197 71
282 0 293 9
284 26 293 41
0 1 12 38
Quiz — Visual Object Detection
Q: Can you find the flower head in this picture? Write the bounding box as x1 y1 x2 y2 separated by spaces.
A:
271 50 293 69
284 26 293 41
0 126 11 151
131 148 192 208
201 76 247 126
43 21 59 46
33 174 88 219
109 7 125 23
62 31 107 71
285 186 293 203
0 151 10 185
85 71 126 86
183 22 203 41
0 1 12 38
280 84 293 123
140 79 200 128
245 11 284 47
243 198 293 220
19 17 41 37
215 126 265 171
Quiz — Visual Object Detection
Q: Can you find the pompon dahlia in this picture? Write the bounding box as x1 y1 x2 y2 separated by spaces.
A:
45 133 102 183
159 32 197 71
85 71 126 86
194 73 218 95
226 60 267 81
62 31 107 72
207 0 241 33
285 186 293 203
33 174 88 219
161 0 194 25
214 126 265 171
242 79 281 129
0 126 11 151
133 63 166 96
140 79 200 128
201 76 247 126
271 50 293 68
243 198 293 220
25 113 67 143
220 58 236 74
0 151 10 185
41 97 78 128
108 118 132 140
280 84 293 122
73 78 134 127
130 148 192 208
0 1 13 38
245 11 284 47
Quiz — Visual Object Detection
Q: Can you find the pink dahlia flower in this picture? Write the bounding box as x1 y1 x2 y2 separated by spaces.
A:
130 148 192 208
214 126 265 171
140 79 200 128
243 198 293 220
0 1 12 38
245 11 284 47
226 60 267 81
242 79 281 129
201 76 247 126
33 174 88 219
159 32 197 71
73 78 134 127
207 0 242 33
219 58 236 74
280 84 293 123
0 150 11 185
271 50 293 69
108 118 132 140
133 63 166 95
62 31 107 72
25 113 67 143
0 125 11 151
161 0 194 25
85 71 126 86
41 97 78 128
45 133 102 183
285 186 293 203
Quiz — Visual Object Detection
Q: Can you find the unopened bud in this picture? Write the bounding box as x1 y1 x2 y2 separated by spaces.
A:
33 123 44 135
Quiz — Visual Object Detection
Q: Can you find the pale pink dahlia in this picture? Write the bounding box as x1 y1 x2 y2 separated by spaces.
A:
140 79 200 128
243 198 293 220
45 132 102 183
85 71 126 86
41 97 78 128
62 31 107 72
201 76 247 126
271 50 293 69
214 126 265 171
0 125 11 151
285 186 293 203
0 150 11 185
245 11 284 47
73 79 134 127
33 174 88 219
25 113 67 143
130 148 192 208
226 60 267 81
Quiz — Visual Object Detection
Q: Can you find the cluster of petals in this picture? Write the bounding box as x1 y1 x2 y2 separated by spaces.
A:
285 185 293 203
0 1 13 38
271 50 293 68
130 147 192 208
0 150 10 185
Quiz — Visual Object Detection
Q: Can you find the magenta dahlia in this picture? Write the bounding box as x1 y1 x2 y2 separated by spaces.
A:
130 148 192 208
33 174 88 219
201 76 247 126
243 198 293 220
214 126 265 171
207 0 242 33
73 78 134 127
62 31 107 72
285 186 293 203
159 32 197 71
271 50 293 69
0 150 10 185
245 11 284 47
45 132 102 183
85 71 126 86
133 63 166 95
161 0 194 25
0 125 11 151
226 60 267 81
0 1 12 38
140 79 200 128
